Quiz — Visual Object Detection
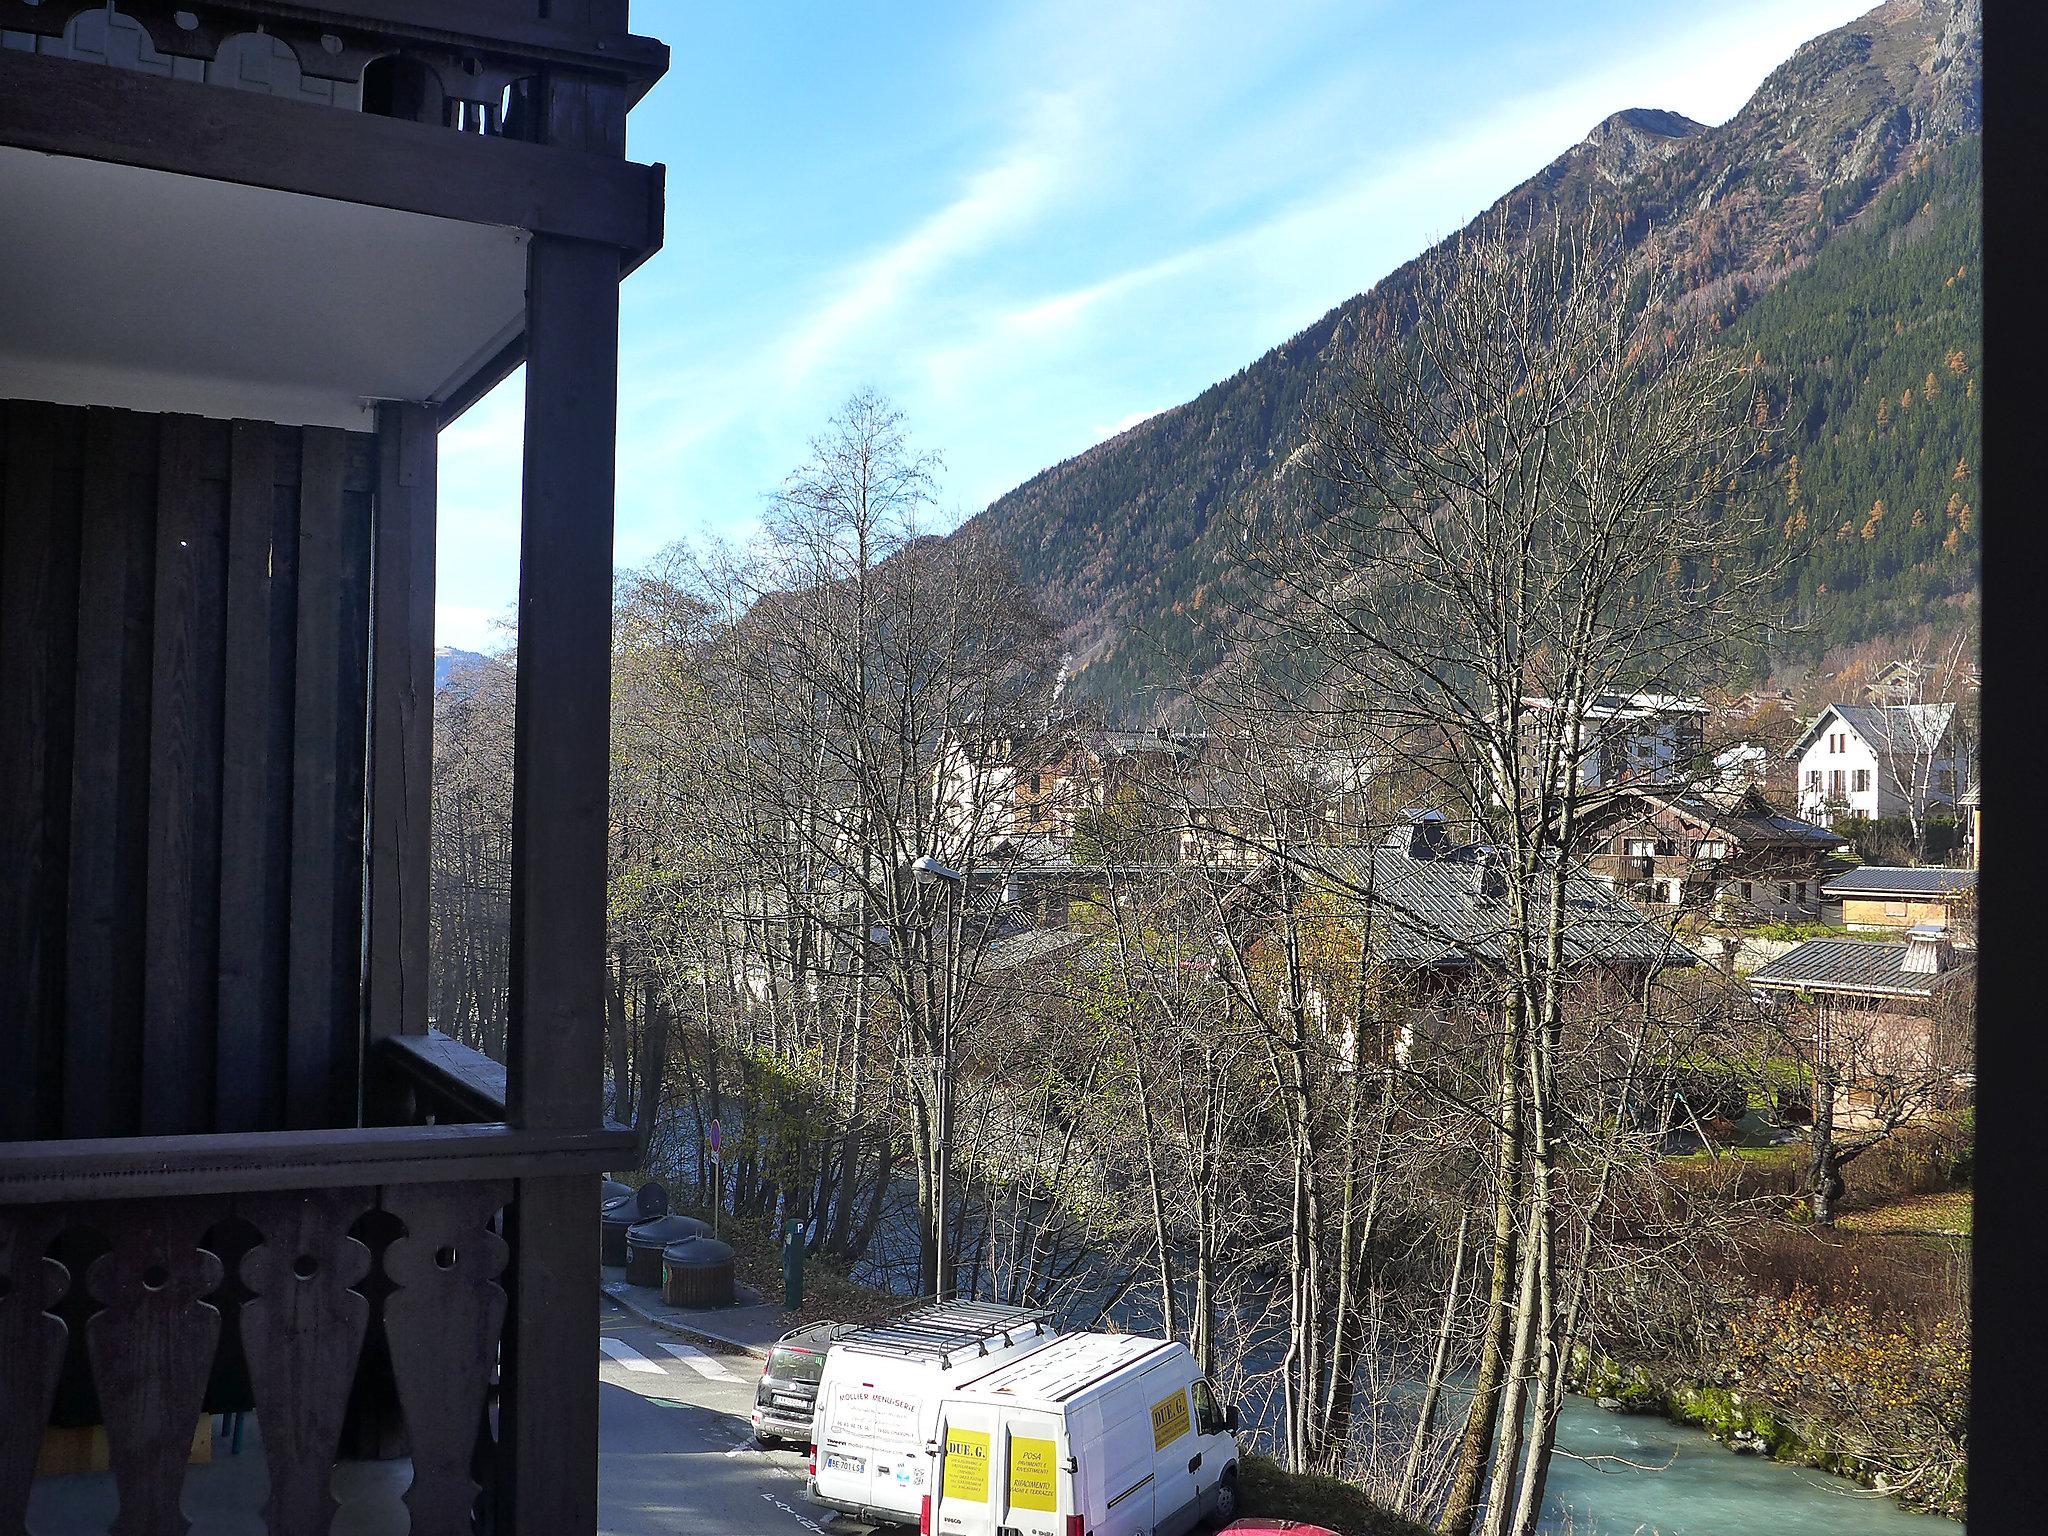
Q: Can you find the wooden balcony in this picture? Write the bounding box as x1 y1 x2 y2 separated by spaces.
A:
1 0 667 428
0 5 662 1531
0 1035 631 1534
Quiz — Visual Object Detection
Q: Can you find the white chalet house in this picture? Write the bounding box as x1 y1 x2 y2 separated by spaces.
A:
1789 703 1961 824
1512 693 1708 794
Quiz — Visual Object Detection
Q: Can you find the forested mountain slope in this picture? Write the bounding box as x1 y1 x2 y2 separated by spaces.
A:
952 0 1980 718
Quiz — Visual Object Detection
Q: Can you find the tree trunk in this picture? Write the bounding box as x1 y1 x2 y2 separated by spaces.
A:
1399 1205 1470 1519
1439 994 1525 1536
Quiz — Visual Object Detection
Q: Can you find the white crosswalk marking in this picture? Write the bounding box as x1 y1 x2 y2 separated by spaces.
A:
599 1337 664 1374
656 1341 744 1383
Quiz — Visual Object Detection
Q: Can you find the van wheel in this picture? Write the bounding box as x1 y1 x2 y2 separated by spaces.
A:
1213 1467 1240 1524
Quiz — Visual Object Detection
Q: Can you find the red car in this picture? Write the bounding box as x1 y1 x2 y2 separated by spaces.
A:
1221 1522 1344 1536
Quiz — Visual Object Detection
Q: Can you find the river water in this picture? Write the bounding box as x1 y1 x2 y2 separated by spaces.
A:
1541 1393 1948 1536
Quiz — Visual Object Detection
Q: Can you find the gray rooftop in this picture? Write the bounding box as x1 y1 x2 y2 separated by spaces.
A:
1749 937 1970 998
1277 840 1696 971
1791 701 1956 759
1821 866 1976 899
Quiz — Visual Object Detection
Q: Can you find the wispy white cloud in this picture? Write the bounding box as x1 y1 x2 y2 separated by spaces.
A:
774 88 1092 389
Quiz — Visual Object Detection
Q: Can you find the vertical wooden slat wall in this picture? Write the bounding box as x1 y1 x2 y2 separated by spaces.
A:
0 402 83 1143
0 399 375 1140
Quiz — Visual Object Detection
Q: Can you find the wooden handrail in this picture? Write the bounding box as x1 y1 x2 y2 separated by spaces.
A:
0 1120 635 1203
378 1030 510 1122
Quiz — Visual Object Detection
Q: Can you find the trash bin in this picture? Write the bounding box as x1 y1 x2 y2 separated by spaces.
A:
625 1213 711 1288
661 1236 737 1309
601 1197 639 1268
601 1178 635 1207
602 1181 671 1267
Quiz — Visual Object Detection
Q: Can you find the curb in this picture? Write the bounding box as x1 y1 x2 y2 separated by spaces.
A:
601 1277 785 1361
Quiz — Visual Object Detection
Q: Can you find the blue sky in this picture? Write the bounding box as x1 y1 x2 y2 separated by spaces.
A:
433 0 1872 652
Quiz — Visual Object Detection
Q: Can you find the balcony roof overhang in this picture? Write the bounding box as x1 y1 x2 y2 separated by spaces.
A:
1 143 532 428
0 44 666 426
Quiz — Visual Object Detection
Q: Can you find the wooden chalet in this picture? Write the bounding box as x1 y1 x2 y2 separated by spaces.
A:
1 3 665 1531
1572 784 1845 921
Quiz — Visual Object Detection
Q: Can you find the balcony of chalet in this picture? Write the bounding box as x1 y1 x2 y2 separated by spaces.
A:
1 4 665 1532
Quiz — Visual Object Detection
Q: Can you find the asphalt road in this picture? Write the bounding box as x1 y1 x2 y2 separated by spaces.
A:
597 1300 889 1536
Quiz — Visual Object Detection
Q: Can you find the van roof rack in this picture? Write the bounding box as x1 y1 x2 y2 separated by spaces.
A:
834 1299 1055 1367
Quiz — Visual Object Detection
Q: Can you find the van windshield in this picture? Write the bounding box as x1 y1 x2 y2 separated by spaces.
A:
768 1347 825 1385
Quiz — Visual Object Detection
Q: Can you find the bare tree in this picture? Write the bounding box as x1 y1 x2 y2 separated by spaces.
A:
1752 961 1974 1227
1867 629 1977 860
1225 208 1778 1536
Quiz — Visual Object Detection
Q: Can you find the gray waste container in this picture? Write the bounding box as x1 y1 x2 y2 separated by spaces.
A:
661 1236 737 1309
602 1181 670 1267
625 1213 711 1288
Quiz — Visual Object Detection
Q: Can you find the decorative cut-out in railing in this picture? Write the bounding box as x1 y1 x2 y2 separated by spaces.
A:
0 1180 513 1535
0 1209 70 1536
382 1182 511 1536
0 2 545 134
238 1189 375 1536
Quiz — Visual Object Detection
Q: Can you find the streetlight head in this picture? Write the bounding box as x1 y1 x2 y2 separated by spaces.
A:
911 854 964 883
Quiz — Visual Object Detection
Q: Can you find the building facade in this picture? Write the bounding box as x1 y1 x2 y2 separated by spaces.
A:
1789 703 1961 824
1575 786 1843 919
1821 866 1977 933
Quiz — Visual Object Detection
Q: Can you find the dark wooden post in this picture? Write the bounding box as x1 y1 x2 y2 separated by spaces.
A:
366 403 439 1065
499 227 620 1534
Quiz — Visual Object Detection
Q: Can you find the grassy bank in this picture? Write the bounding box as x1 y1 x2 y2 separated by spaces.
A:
1239 1456 1432 1536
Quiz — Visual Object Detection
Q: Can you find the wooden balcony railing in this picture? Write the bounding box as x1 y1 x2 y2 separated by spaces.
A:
0 1033 631 1535
0 0 668 132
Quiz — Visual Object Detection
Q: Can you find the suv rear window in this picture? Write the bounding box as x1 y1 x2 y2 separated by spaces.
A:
768 1346 825 1385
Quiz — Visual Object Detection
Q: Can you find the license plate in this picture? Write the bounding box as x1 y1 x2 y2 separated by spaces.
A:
775 1393 809 1409
824 1452 864 1474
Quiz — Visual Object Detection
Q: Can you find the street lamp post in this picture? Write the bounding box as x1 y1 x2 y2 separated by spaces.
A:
911 854 964 1300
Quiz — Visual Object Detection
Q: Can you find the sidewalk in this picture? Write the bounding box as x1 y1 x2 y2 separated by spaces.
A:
600 1264 795 1359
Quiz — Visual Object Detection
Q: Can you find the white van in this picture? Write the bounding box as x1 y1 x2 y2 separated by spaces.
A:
810 1300 1059 1528
924 1332 1240 1536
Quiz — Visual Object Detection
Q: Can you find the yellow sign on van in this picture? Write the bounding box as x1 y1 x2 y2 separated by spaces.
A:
1150 1388 1191 1450
1009 1436 1058 1512
944 1427 991 1502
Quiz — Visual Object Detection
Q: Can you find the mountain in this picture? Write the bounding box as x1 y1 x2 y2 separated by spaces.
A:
954 0 1981 719
434 646 491 694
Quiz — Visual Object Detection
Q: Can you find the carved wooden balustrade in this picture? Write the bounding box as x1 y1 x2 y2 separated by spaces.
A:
0 0 668 137
0 1035 631 1535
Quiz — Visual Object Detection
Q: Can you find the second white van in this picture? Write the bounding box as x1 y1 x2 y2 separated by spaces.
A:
923 1331 1241 1536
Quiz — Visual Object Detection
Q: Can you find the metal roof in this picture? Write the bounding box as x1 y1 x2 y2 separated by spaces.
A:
1748 937 1970 998
952 1331 1175 1407
977 925 1099 975
1789 702 1956 760
1282 842 1697 971
1821 866 1976 899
